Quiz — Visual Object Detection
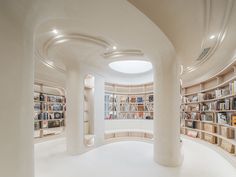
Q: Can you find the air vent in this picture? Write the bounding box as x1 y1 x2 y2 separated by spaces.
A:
197 47 211 61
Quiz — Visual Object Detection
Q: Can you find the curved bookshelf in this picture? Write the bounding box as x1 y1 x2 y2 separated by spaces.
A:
183 75 236 96
34 83 66 138
104 82 154 120
181 64 236 155
182 126 236 145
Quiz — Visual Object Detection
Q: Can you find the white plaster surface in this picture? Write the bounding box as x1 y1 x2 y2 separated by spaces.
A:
105 119 153 131
35 138 236 177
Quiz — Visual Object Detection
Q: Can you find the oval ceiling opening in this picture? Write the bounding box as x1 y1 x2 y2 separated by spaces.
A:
109 60 152 74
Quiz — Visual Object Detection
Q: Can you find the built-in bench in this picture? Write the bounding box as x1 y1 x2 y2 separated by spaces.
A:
104 129 154 141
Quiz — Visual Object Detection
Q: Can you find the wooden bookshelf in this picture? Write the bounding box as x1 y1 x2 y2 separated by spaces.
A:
181 65 236 155
34 83 66 138
104 82 154 120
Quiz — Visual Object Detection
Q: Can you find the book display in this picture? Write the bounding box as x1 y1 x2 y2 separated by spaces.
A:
181 65 236 154
34 83 66 138
104 83 154 120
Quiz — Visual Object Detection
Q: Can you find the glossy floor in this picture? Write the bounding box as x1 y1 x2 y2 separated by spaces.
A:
35 138 236 177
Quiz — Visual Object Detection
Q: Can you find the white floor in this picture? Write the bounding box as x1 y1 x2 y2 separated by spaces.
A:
35 138 236 177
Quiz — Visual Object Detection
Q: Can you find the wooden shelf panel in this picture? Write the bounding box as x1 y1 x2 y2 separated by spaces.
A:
182 93 236 104
34 118 65 122
183 75 236 96
182 110 236 113
34 90 65 97
183 119 236 128
183 127 236 146
34 100 66 104
105 91 154 95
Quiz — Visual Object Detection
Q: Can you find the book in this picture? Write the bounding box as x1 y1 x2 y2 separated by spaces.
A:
231 115 236 126
42 121 48 129
186 121 196 128
39 93 45 101
137 96 143 103
193 95 198 102
48 120 60 128
225 99 230 110
187 130 198 138
215 90 221 98
217 112 228 124
34 122 40 130
201 113 214 122
149 95 153 102
34 103 41 111
130 96 136 103
34 92 40 101
232 98 236 110
201 104 208 111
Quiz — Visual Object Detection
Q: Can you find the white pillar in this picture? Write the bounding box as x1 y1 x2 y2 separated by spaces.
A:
153 58 183 167
66 65 85 155
0 8 34 177
93 75 105 146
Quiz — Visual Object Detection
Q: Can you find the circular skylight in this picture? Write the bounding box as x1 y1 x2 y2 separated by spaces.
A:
109 60 152 74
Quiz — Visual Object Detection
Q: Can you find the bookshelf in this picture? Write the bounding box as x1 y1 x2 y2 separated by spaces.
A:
84 75 95 146
104 82 154 120
34 84 66 138
181 65 236 155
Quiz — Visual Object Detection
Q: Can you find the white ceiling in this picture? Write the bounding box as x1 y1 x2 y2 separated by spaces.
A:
130 0 205 67
33 0 175 86
32 0 236 87
129 0 236 86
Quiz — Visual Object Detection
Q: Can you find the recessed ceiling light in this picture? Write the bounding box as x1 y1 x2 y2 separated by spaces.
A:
43 60 54 69
56 39 68 44
52 29 58 34
112 46 117 50
55 35 64 39
47 60 54 66
109 60 152 74
209 35 215 39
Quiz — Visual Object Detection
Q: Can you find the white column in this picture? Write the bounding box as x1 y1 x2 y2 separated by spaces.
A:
0 9 34 177
153 58 183 167
66 65 85 155
93 75 105 146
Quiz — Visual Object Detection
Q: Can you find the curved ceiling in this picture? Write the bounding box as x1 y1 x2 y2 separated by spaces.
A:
35 20 156 86
129 0 236 86
32 0 177 86
28 0 236 87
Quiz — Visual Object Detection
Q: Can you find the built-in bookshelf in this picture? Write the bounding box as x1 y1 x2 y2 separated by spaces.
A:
181 65 236 155
104 82 154 120
84 75 95 146
34 83 66 138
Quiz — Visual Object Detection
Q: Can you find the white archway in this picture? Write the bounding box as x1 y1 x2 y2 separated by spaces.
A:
0 1 182 177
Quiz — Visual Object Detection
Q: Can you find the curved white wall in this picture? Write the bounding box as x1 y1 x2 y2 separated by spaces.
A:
0 0 179 176
105 120 153 132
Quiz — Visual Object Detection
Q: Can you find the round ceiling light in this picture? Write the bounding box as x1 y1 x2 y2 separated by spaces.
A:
209 35 215 39
109 60 152 74
52 29 59 34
